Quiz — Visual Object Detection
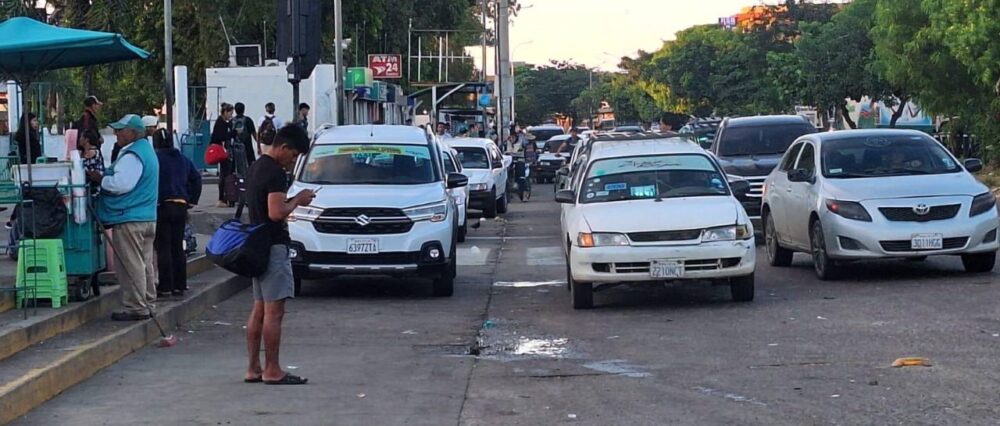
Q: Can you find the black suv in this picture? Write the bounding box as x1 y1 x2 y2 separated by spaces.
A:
709 115 816 223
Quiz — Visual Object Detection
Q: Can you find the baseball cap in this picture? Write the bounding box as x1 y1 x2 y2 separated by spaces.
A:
108 114 145 132
84 95 102 107
141 115 158 127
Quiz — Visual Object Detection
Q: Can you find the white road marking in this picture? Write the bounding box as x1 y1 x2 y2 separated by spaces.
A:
526 246 565 266
457 246 491 266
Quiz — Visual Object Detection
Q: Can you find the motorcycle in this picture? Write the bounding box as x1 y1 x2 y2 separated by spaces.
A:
513 157 532 201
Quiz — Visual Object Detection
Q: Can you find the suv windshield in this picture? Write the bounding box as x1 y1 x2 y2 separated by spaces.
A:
455 146 490 169
300 144 437 185
718 124 814 156
822 135 963 178
581 154 729 204
528 128 564 142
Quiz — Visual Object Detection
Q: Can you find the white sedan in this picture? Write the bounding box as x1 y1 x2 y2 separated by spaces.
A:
448 138 510 218
557 136 756 309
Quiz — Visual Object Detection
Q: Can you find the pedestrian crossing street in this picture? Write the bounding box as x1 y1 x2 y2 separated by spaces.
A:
457 245 565 266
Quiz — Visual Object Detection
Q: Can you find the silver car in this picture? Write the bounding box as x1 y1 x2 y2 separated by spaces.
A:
761 129 998 280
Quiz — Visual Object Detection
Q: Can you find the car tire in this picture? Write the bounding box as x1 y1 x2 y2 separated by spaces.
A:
457 220 467 243
293 276 302 297
432 255 456 297
497 192 508 214
764 212 793 267
961 251 996 273
810 220 841 280
566 251 593 309
483 188 498 218
730 272 755 302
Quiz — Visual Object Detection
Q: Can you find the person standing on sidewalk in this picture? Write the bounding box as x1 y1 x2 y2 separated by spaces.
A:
232 102 257 166
89 114 160 321
153 128 201 297
211 103 237 208
294 103 310 134
244 125 313 385
73 95 104 156
257 102 283 155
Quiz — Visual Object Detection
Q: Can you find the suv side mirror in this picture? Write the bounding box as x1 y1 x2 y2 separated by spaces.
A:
729 180 751 200
447 173 468 189
555 190 575 204
963 158 983 173
788 168 814 183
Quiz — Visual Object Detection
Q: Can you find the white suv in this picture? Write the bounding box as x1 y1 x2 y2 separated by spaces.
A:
557 134 756 309
287 125 468 297
448 138 510 218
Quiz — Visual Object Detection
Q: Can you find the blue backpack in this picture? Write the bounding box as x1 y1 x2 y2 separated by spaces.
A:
206 219 273 277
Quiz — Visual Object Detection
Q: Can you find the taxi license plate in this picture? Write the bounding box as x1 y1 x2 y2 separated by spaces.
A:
650 260 684 278
911 234 943 250
347 238 379 254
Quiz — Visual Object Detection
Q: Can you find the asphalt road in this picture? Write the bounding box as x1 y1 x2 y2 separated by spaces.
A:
14 184 1000 426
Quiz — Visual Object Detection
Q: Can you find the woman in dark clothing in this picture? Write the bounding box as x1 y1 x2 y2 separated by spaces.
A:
211 103 237 207
153 128 202 296
13 113 41 165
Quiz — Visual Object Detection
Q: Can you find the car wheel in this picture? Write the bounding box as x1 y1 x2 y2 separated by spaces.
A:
764 212 793 267
457 220 467 243
961 251 996 273
432 255 456 297
730 272 754 302
293 276 302 297
567 250 593 309
483 188 498 218
497 192 508 214
810 220 840 280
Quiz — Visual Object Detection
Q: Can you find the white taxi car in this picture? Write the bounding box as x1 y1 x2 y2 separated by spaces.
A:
448 138 509 218
440 146 469 242
557 135 756 309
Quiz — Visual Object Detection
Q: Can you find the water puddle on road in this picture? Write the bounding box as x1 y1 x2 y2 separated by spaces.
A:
582 360 652 378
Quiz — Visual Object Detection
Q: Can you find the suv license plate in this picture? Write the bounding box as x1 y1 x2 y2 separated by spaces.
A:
347 238 379 254
911 234 943 250
650 260 683 278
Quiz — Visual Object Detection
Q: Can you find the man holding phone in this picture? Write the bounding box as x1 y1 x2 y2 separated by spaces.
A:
243 125 313 385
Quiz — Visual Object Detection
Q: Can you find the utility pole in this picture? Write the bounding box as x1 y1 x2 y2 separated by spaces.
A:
164 0 173 138
481 0 487 83
497 0 512 142
334 0 345 125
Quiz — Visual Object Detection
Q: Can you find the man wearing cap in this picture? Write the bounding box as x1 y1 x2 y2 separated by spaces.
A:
73 95 103 148
114 115 158 163
88 114 161 321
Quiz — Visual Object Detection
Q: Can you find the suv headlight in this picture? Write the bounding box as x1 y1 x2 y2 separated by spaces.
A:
578 232 630 248
726 174 745 182
970 192 997 217
702 225 752 242
404 201 448 222
825 199 872 222
470 183 489 192
288 206 323 222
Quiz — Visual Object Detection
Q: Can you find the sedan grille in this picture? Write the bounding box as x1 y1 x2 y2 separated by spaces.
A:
879 237 968 252
628 229 702 243
591 258 742 274
879 205 960 222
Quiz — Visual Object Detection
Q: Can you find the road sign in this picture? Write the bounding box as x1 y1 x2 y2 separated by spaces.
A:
368 54 402 79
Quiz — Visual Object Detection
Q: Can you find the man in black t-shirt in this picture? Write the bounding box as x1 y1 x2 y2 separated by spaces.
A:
244 125 313 385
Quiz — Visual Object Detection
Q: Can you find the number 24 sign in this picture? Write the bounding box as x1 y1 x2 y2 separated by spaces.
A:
368 54 402 79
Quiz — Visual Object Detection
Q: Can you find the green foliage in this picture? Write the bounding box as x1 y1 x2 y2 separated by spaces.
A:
513 61 593 124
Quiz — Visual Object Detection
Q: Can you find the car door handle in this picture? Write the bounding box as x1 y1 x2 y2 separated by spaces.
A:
785 186 792 193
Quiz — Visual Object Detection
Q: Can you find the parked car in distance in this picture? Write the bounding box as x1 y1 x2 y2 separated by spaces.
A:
441 146 469 242
762 129 999 279
450 137 510 218
526 124 565 144
557 134 756 309
709 115 817 227
287 125 467 297
535 134 579 183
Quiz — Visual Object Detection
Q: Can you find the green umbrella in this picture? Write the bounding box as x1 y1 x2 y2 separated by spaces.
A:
0 17 150 181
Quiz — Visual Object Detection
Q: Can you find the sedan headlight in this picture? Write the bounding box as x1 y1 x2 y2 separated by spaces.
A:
577 232 630 248
970 192 997 217
825 199 872 222
404 201 448 222
288 206 323 222
702 225 752 242
470 183 489 192
726 174 745 183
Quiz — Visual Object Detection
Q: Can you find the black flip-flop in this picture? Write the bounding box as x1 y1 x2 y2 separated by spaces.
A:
244 376 263 383
263 374 308 385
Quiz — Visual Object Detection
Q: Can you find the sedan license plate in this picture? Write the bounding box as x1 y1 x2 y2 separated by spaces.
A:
347 238 379 254
650 260 684 279
911 234 943 250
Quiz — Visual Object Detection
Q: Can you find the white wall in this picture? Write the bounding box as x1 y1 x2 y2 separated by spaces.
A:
205 63 339 135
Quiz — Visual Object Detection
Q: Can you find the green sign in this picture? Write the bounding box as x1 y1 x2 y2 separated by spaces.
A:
344 67 373 91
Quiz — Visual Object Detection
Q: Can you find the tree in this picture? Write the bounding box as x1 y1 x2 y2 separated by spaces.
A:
513 61 592 125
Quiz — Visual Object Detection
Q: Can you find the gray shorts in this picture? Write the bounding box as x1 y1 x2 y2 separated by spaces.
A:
252 245 294 302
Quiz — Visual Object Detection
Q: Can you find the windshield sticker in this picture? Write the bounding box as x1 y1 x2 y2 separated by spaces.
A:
863 137 892 148
604 182 627 191
631 185 657 198
942 158 955 168
829 168 843 174
585 192 595 199
324 145 431 159
588 155 715 178
595 191 609 197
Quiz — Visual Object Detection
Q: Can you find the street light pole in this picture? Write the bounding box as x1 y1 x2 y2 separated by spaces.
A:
164 0 173 138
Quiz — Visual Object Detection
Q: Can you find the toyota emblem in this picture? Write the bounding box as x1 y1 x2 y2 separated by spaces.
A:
354 215 372 226
912 204 931 216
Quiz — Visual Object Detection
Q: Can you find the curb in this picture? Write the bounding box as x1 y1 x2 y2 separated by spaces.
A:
0 270 248 425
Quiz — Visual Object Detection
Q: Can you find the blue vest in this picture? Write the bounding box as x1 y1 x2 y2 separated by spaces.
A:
97 138 160 226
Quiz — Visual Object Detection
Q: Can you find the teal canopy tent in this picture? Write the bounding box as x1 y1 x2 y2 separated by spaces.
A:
0 17 150 181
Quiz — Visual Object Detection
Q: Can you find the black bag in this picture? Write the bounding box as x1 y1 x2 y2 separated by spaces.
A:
18 187 67 238
223 174 242 204
206 219 273 277
258 116 276 146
